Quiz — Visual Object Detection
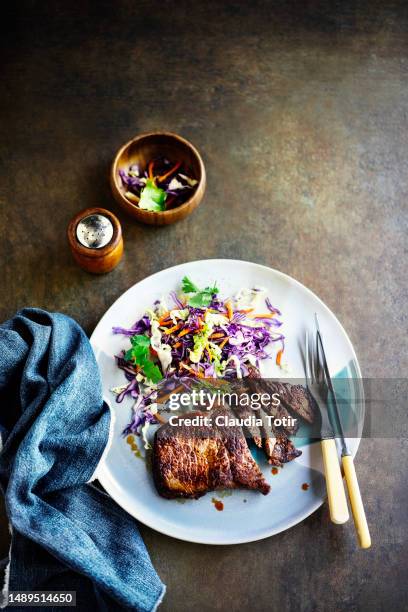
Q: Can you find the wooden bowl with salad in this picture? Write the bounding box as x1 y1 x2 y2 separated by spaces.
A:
110 131 206 225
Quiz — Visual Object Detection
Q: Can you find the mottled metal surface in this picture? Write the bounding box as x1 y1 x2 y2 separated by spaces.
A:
76 214 114 249
1 1 407 610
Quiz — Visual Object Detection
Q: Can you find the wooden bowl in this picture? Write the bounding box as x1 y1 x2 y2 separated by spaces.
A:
110 131 206 225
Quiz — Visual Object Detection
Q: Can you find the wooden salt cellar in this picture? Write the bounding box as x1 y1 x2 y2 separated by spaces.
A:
67 207 123 274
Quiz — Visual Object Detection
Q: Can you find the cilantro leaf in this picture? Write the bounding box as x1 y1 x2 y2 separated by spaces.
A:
142 360 163 384
181 276 199 293
131 335 150 349
125 334 163 384
204 282 218 295
138 179 167 212
187 291 214 308
181 277 219 308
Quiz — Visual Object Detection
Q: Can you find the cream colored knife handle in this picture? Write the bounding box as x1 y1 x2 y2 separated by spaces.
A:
342 455 371 548
321 439 349 524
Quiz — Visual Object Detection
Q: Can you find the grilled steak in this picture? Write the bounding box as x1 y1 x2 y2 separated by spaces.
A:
153 408 271 499
265 433 302 466
277 382 315 424
233 368 314 463
246 367 315 425
230 402 301 466
230 402 263 448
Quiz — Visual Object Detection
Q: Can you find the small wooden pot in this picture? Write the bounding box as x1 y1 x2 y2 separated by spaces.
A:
110 131 206 225
67 207 123 274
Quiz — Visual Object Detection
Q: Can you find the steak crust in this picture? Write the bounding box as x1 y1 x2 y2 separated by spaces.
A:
152 408 270 499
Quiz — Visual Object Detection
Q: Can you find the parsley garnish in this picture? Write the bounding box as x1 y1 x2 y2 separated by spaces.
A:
181 276 199 293
125 334 163 384
181 276 219 308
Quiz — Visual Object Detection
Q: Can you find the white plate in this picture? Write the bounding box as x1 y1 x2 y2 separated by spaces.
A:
91 259 363 545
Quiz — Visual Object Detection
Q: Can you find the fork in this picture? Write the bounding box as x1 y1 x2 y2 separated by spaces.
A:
305 331 350 525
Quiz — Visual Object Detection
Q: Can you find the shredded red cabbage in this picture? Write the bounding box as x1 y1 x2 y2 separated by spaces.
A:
113 282 285 436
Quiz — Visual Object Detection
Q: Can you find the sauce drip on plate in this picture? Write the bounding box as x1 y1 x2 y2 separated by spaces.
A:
126 434 141 458
211 498 224 511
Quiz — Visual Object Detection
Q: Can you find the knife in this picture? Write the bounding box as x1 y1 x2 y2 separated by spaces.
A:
315 314 371 548
305 330 349 525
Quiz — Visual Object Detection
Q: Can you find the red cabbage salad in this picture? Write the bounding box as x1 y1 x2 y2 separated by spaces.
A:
119 157 198 212
112 277 285 445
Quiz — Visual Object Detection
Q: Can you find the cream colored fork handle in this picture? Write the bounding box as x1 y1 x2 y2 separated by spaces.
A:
321 439 350 524
342 455 371 548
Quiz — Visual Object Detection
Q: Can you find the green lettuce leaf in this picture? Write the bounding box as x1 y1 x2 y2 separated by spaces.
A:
138 179 167 212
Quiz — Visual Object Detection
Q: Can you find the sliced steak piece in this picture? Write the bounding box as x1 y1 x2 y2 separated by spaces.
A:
229 401 302 467
230 403 263 448
266 433 302 466
229 372 303 463
271 382 315 424
214 408 271 494
246 370 315 427
260 398 299 435
153 408 270 499
256 409 302 466
245 377 299 436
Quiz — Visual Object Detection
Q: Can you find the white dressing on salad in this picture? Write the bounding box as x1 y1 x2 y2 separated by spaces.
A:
141 421 152 449
150 319 172 373
234 287 267 311
169 308 189 324
110 384 129 395
155 298 169 318
223 355 243 379
205 312 228 326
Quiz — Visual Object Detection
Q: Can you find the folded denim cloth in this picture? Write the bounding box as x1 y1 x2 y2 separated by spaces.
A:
0 309 166 611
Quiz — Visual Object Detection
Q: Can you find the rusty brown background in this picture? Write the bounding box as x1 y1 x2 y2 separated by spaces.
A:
1 1 407 611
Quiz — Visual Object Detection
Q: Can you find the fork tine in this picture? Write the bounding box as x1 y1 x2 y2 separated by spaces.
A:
314 313 324 383
314 331 325 383
305 330 311 382
311 330 321 383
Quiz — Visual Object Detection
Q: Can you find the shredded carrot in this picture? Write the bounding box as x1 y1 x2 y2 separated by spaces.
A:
180 362 204 378
154 412 167 424
210 333 225 339
164 323 181 334
225 301 233 320
148 160 155 179
158 160 182 183
219 337 229 349
252 313 276 319
276 349 284 366
238 308 254 314
159 312 171 325
178 327 192 338
197 316 203 328
172 341 182 349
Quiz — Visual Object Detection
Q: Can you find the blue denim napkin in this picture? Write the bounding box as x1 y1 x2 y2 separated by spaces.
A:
0 309 166 611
